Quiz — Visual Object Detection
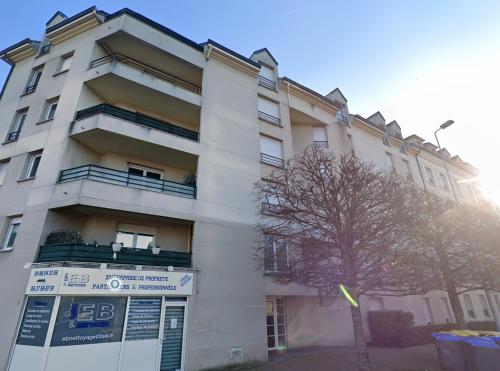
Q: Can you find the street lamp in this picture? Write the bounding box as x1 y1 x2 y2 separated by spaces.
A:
434 120 458 203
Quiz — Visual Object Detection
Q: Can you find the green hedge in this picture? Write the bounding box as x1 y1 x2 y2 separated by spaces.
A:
368 310 497 347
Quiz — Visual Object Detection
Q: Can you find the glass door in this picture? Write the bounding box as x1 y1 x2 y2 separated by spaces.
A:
266 298 286 351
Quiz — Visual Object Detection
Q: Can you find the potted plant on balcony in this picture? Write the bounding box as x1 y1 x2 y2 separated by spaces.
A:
183 173 196 187
45 228 83 246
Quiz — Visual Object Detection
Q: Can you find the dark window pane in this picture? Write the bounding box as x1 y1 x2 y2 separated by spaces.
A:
267 336 275 349
128 168 143 176
267 326 275 336
145 171 161 180
277 324 285 334
266 316 274 325
278 335 286 347
28 156 41 178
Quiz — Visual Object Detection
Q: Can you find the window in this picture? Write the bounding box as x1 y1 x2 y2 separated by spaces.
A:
399 143 407 153
258 65 276 89
336 110 348 124
382 135 390 146
385 152 395 173
25 67 43 94
402 159 413 181
115 223 157 250
258 97 281 125
2 217 21 251
23 151 42 180
463 294 476 318
368 297 384 311
128 165 163 180
6 109 28 142
0 160 9 186
260 135 284 167
58 53 73 73
264 235 288 272
347 134 355 157
494 295 500 315
439 173 450 191
478 294 491 318
425 167 436 185
312 126 328 148
41 98 59 121
262 191 281 215
440 297 452 323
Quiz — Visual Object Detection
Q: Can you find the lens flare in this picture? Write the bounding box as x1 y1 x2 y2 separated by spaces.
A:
339 284 358 308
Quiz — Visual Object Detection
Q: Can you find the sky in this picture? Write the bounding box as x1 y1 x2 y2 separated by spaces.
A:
1 0 500 200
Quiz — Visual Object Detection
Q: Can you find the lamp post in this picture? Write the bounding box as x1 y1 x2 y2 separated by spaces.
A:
434 120 459 203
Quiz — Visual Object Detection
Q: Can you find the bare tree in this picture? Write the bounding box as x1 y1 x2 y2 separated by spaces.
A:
255 146 425 371
402 194 500 329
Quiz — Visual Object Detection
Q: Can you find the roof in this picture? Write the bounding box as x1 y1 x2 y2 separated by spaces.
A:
328 88 347 103
281 76 344 109
0 38 40 64
352 114 387 132
106 8 203 52
202 39 260 68
46 6 97 33
251 48 278 65
46 11 67 26
387 120 400 128
367 111 386 123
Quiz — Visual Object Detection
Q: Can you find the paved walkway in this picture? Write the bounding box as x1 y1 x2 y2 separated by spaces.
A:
253 344 442 371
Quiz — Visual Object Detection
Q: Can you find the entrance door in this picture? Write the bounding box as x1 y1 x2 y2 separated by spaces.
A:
160 304 186 371
266 298 286 351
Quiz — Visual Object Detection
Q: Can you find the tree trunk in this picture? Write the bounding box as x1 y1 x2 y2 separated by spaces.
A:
350 303 371 371
435 232 467 329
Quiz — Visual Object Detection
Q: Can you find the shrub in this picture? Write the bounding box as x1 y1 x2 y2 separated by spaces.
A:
368 310 415 347
45 228 83 245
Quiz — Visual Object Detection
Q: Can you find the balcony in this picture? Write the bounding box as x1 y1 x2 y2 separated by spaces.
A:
59 165 196 199
259 76 276 90
90 53 201 95
313 141 328 148
75 104 199 142
260 153 284 168
258 111 281 126
37 244 191 268
5 130 20 143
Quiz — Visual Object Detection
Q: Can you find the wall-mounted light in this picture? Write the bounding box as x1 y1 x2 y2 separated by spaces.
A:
111 242 123 259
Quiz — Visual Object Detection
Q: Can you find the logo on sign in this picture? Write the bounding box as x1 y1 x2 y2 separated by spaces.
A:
180 274 192 287
107 277 123 292
63 273 90 287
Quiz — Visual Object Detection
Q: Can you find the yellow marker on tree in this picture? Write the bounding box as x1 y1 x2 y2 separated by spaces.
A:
340 284 358 308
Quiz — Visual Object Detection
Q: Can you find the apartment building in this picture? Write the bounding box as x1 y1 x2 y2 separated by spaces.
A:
0 7 494 371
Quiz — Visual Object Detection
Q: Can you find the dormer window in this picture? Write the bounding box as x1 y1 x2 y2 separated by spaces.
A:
382 135 390 146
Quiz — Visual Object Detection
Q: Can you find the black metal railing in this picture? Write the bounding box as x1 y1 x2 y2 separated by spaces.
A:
75 104 199 141
6 131 20 143
260 153 284 168
336 112 348 124
89 53 201 95
259 75 276 90
24 84 37 94
313 141 328 148
39 44 51 56
59 164 196 199
37 244 192 268
258 111 281 126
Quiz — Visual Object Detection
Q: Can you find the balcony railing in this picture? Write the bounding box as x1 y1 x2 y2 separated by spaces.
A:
37 244 191 268
313 141 328 148
89 53 201 95
260 153 284 168
5 131 20 143
24 84 37 94
336 112 348 124
59 165 196 199
258 76 276 90
258 111 281 126
75 104 199 142
39 44 51 56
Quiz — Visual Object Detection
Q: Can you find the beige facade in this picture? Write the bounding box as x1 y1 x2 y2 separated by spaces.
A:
0 7 494 371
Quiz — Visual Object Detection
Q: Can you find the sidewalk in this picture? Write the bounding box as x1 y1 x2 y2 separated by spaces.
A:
253 344 442 371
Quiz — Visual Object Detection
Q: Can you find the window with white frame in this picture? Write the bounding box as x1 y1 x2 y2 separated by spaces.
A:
0 159 9 186
385 152 395 173
23 151 42 180
439 173 450 191
25 66 43 94
258 96 280 125
115 223 158 250
58 53 74 73
264 235 288 272
425 166 436 185
1 216 21 251
463 294 476 318
128 164 163 180
313 126 328 148
336 109 348 124
478 294 491 318
41 98 59 121
258 65 276 89
260 135 284 167
402 159 413 181
6 109 28 142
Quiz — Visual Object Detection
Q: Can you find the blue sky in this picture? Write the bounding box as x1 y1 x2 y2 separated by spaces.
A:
1 1 500 198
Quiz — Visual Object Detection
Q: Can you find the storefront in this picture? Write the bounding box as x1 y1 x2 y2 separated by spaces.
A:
8 266 194 371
